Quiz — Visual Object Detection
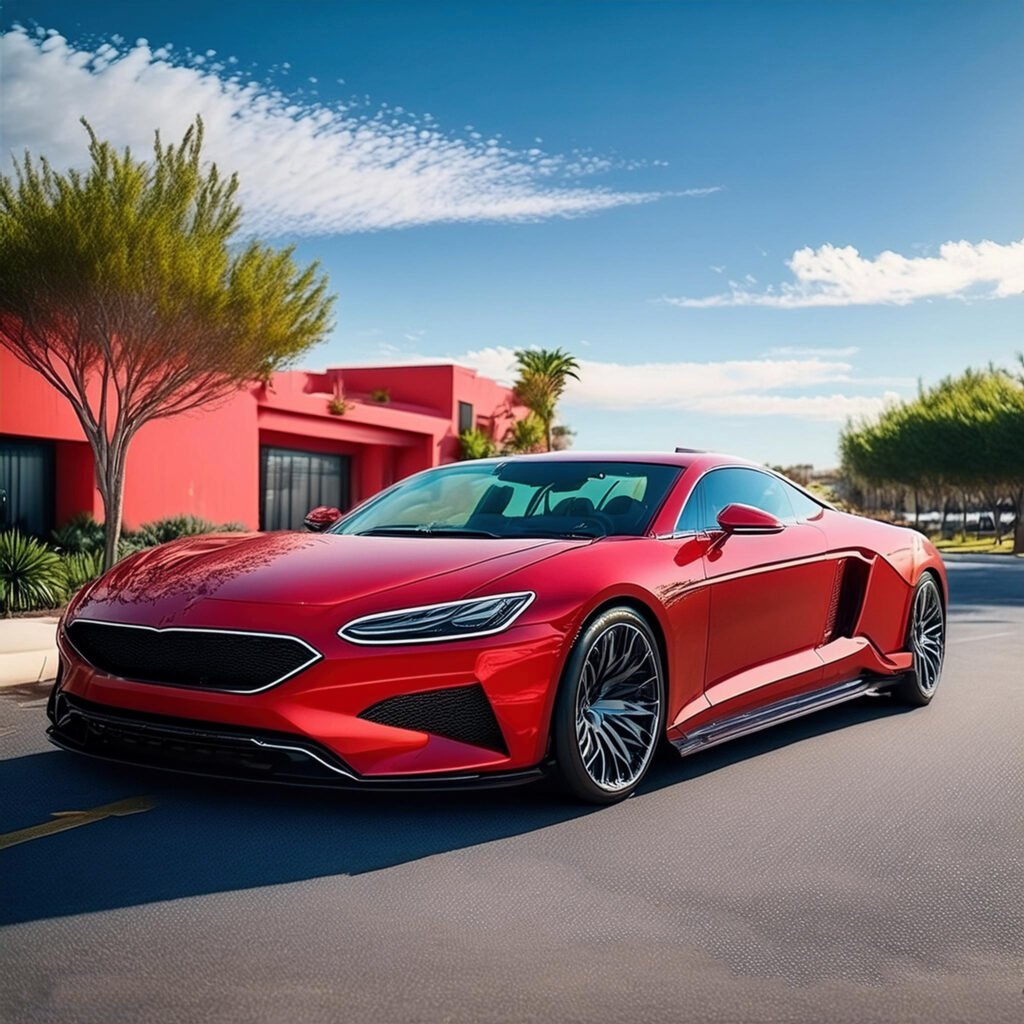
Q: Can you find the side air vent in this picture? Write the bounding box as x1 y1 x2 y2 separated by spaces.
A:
822 560 845 644
358 683 508 753
834 558 870 638
823 558 871 643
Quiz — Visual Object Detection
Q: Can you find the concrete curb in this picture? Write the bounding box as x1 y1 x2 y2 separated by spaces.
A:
0 617 60 688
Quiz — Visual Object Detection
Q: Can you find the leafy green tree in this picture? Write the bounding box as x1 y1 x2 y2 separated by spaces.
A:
840 367 1024 551
512 347 580 452
0 118 334 569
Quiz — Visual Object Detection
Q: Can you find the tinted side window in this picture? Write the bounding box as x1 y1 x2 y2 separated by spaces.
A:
782 481 824 521
706 468 794 523
676 480 706 533
677 467 795 532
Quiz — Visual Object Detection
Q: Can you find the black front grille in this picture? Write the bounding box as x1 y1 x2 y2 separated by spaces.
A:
358 683 507 753
66 620 319 693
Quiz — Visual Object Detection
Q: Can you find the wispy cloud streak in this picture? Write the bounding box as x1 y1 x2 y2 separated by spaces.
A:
1 27 715 235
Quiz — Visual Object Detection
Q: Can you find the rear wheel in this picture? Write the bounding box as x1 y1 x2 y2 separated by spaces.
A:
891 574 945 706
552 607 666 804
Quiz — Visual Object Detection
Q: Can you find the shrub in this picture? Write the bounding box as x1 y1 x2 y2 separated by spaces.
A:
370 387 391 403
61 549 105 594
459 427 498 460
53 513 105 555
502 414 546 454
0 530 66 615
130 515 247 548
328 379 350 415
55 513 247 562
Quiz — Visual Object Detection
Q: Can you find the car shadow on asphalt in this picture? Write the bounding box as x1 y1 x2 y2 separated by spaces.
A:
0 695 913 926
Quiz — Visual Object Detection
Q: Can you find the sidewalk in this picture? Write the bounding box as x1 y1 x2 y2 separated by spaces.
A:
0 617 60 688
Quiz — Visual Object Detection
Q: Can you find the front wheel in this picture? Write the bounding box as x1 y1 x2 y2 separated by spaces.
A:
891 573 946 707
551 607 666 804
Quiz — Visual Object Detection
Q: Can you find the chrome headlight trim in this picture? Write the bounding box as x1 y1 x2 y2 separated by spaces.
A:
338 591 536 646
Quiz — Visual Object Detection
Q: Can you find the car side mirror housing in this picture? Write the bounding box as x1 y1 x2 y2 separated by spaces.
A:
716 502 785 535
303 506 342 532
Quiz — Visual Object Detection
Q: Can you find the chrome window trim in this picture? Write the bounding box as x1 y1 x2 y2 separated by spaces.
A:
667 463 829 538
65 619 323 694
339 591 536 646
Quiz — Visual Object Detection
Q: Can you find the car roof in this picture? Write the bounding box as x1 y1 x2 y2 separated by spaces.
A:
467 450 762 472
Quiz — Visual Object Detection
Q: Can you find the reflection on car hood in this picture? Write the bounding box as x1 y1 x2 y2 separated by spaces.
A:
79 531 580 616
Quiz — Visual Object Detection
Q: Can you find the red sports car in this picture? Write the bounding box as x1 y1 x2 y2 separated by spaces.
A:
48 451 947 804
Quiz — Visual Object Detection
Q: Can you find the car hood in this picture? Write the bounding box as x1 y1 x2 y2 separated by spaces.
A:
78 531 579 619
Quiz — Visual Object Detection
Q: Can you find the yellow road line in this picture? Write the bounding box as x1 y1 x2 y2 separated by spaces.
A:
0 796 155 851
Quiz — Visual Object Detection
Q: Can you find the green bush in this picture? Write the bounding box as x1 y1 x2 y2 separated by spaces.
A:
52 512 106 555
459 427 498 460
0 515 249 613
129 515 246 548
0 530 67 615
61 549 105 594
502 414 546 455
54 513 247 559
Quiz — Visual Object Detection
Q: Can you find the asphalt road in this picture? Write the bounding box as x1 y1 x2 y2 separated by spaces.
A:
1 555 1021 1024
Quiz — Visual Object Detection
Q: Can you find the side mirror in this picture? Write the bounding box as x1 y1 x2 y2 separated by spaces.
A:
303 506 342 532
716 502 785 535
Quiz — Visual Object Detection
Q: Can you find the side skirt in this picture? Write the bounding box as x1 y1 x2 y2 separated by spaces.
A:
670 677 878 758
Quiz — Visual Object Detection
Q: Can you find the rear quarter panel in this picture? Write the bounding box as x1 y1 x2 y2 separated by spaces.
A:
816 510 947 655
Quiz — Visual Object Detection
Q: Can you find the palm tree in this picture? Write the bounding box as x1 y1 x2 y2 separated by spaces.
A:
512 348 580 452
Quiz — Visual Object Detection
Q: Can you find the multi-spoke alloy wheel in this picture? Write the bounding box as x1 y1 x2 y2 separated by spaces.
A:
893 574 945 706
553 607 665 804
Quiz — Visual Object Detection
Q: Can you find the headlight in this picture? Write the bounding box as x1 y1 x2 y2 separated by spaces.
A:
339 591 535 645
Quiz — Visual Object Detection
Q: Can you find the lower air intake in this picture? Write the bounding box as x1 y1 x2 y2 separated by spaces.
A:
358 683 508 753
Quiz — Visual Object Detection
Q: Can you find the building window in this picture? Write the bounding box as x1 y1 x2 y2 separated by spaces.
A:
458 401 474 434
0 438 55 539
260 446 350 531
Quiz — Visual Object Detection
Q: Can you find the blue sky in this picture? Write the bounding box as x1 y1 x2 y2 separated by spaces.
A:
2 1 1022 465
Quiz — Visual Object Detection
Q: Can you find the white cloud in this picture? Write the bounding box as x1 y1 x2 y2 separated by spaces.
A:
688 392 900 422
365 345 893 422
765 345 860 357
0 27 716 235
668 237 1024 308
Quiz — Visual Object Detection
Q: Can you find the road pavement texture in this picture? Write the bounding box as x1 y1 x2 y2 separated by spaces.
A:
0 556 1021 1023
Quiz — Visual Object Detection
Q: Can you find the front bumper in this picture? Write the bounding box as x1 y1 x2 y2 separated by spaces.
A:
53 603 570 781
47 689 547 791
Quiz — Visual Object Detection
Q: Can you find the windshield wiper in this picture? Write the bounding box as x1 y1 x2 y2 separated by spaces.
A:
355 525 501 538
519 529 602 540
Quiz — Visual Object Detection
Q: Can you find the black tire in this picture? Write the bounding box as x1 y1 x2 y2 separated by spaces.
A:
890 573 946 707
551 606 667 804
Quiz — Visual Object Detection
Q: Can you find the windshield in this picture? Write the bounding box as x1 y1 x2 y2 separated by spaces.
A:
332 460 680 540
